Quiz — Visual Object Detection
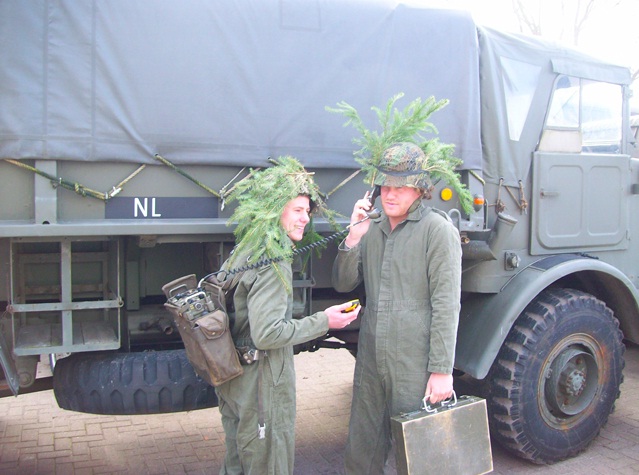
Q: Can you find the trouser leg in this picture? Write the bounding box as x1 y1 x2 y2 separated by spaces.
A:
344 363 391 475
218 360 296 475
218 397 243 475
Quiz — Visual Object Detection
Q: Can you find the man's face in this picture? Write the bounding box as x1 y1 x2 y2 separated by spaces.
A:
380 186 422 222
280 195 311 242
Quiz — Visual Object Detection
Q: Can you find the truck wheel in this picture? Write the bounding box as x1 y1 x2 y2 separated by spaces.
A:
487 288 624 464
53 349 218 415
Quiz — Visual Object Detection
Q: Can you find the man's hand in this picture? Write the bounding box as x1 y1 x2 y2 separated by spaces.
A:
424 373 453 404
344 192 374 248
325 301 361 329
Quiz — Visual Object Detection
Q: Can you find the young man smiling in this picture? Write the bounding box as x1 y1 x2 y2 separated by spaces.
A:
216 156 359 475
280 195 312 242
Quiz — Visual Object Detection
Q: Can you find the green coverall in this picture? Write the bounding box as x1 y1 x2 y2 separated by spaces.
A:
216 255 329 475
332 203 462 474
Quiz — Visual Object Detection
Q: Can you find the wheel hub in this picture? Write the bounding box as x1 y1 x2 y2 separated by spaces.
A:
564 367 586 397
545 346 598 417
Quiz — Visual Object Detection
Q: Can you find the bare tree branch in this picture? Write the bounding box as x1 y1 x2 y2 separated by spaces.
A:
511 0 541 35
573 0 598 45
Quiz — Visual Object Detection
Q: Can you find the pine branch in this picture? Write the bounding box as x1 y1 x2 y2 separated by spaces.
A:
224 155 339 292
327 93 473 214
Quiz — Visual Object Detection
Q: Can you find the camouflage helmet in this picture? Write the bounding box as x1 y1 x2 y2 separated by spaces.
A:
373 142 432 190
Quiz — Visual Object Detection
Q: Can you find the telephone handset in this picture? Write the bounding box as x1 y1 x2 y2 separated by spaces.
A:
366 186 381 219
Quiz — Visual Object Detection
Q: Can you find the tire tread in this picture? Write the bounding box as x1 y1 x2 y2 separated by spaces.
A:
53 350 217 415
487 288 625 463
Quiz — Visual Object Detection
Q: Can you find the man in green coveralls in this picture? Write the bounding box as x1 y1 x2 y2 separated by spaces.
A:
333 142 463 474
215 156 360 475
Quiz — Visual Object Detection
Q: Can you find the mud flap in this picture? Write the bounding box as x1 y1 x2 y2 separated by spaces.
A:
0 321 19 395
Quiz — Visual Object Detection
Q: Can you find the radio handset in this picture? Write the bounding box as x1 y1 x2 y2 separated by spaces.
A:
366 186 381 219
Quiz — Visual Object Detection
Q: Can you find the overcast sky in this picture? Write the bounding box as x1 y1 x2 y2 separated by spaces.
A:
419 0 638 73
415 0 638 106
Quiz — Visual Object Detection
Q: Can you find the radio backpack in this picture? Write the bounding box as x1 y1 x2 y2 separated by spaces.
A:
162 272 244 387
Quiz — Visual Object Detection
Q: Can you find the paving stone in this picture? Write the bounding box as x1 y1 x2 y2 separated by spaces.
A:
0 344 637 474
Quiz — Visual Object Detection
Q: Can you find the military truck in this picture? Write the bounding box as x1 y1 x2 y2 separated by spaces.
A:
1 0 637 465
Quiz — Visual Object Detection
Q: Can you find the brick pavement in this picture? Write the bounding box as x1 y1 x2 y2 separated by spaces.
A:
1 343 638 474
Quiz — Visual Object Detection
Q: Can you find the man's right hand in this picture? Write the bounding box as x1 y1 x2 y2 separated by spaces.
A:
344 192 374 247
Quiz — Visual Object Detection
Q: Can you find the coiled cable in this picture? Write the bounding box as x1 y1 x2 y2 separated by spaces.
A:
199 212 375 285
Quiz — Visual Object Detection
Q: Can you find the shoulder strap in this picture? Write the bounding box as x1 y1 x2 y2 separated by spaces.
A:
221 270 246 293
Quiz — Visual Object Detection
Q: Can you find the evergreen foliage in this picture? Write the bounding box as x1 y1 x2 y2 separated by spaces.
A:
326 93 473 214
224 156 338 291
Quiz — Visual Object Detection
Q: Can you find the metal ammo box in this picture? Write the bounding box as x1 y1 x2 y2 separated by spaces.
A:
391 395 493 475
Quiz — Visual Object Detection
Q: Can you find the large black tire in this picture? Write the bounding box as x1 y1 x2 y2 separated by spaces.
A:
487 288 625 464
53 349 218 415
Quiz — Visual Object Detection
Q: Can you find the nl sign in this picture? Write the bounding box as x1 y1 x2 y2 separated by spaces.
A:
105 197 218 219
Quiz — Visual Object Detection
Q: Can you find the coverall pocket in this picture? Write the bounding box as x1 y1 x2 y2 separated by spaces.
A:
264 348 293 387
396 310 430 361
396 372 430 413
265 380 295 431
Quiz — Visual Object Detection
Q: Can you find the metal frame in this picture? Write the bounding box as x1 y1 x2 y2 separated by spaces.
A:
8 237 122 356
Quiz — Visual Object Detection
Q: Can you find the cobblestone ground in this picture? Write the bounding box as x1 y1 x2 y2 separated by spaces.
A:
1 343 638 474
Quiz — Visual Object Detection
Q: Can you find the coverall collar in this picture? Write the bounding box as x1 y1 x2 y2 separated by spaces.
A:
379 198 426 235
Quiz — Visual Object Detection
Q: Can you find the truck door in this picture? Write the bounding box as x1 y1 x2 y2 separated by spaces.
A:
531 76 629 255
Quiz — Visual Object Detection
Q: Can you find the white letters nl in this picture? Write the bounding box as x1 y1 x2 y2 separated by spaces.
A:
134 198 162 218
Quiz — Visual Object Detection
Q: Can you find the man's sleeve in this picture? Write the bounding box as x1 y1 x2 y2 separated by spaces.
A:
247 265 328 350
426 221 462 374
332 240 363 293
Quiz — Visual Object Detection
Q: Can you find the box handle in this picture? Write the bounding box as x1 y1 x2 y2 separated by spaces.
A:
422 390 457 413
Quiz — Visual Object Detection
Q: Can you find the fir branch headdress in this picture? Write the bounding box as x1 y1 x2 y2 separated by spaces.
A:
224 156 337 289
326 93 473 214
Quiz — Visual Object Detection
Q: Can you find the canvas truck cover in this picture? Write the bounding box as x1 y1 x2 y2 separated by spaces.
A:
0 0 482 171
